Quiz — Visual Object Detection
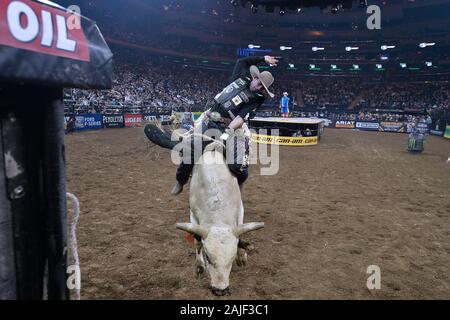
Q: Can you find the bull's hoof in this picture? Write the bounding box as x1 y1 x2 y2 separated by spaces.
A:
235 248 248 267
196 266 205 279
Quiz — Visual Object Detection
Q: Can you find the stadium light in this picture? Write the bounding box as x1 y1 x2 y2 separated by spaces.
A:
345 46 359 51
376 64 383 69
309 64 315 69
248 44 261 49
400 63 407 68
419 42 435 48
381 45 395 50
331 4 339 14
353 64 360 69
280 46 292 51
331 64 337 69
425 61 433 67
312 47 325 51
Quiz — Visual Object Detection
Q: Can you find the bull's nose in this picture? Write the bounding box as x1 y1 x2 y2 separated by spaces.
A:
211 286 231 296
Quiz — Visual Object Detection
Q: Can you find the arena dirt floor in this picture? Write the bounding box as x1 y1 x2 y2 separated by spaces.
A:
65 127 450 299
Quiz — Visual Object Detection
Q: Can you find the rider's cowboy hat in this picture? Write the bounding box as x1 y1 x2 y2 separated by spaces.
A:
250 65 275 98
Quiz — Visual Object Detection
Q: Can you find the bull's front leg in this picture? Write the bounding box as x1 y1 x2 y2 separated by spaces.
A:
195 239 205 278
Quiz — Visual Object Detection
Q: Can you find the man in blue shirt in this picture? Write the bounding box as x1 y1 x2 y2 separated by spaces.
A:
280 92 290 118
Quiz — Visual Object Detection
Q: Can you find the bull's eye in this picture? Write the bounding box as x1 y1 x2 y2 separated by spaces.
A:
203 251 213 265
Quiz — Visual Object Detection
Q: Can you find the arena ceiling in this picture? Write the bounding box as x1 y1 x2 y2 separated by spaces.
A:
57 0 450 77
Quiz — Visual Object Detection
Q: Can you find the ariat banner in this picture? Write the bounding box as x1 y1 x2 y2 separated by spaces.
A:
335 120 355 129
124 114 142 127
444 125 450 139
251 134 318 146
379 121 405 133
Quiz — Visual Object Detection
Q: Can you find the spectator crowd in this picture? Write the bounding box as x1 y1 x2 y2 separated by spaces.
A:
64 53 449 124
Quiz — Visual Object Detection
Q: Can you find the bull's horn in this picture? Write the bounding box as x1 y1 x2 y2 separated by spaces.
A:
234 222 265 237
175 223 209 239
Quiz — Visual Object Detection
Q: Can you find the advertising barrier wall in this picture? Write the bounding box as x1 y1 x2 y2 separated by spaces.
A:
323 119 335 128
142 114 172 124
103 114 124 128
335 120 355 129
251 134 318 146
124 114 143 127
416 122 429 134
355 121 380 131
75 114 102 131
429 119 445 136
379 121 405 133
444 125 450 139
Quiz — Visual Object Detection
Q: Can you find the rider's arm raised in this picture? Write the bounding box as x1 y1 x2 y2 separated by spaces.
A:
229 56 265 82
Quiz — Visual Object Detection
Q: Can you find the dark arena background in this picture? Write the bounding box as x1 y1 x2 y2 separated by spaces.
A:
0 0 449 303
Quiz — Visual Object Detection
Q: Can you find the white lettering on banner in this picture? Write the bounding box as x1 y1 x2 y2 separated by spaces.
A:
7 1 76 52
144 115 157 121
125 117 142 123
356 122 379 129
7 1 39 42
40 10 53 47
55 14 76 51
105 116 123 122
336 121 354 125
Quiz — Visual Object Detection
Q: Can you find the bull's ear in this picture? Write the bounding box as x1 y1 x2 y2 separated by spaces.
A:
175 223 209 239
234 222 265 237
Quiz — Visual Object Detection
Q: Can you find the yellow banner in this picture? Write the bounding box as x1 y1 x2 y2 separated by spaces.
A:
251 134 318 146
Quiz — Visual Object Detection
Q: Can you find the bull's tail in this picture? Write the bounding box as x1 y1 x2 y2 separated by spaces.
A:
144 123 179 150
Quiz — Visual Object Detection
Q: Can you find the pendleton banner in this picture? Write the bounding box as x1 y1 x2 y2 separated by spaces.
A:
251 134 318 146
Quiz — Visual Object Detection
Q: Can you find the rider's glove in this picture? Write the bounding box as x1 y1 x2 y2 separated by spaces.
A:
220 128 234 141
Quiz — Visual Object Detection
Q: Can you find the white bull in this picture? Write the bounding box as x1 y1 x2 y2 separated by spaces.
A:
176 145 264 296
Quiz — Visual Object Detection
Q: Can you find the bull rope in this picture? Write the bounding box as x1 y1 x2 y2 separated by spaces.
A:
66 192 81 300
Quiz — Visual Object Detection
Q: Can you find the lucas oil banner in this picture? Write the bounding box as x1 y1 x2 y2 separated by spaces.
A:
251 134 318 146
0 0 112 88
124 114 143 127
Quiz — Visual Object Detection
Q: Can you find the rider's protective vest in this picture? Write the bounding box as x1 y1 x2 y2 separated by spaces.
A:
213 77 262 118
